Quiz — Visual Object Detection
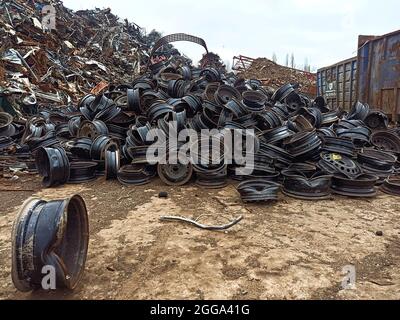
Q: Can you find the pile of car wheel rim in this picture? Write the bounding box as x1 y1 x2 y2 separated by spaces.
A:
1 58 400 202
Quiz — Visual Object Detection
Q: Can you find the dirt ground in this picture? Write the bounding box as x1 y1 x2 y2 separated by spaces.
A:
0 173 399 300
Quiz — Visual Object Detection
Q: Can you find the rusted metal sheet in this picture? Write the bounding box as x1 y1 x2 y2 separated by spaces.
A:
317 57 357 111
317 29 400 119
357 30 400 120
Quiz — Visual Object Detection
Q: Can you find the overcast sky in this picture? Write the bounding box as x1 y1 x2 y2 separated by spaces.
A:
63 0 399 71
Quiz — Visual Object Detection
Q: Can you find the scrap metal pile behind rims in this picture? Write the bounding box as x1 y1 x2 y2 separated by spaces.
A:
0 0 173 114
1 35 400 201
237 57 317 97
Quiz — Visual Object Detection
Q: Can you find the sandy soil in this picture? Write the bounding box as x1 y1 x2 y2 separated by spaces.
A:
0 174 399 300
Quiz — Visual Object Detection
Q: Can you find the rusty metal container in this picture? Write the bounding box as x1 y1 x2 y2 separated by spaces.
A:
357 30 400 120
317 57 357 111
317 29 400 120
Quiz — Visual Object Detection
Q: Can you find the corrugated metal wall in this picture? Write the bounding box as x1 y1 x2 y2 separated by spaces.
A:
317 57 357 111
317 29 400 118
357 30 400 119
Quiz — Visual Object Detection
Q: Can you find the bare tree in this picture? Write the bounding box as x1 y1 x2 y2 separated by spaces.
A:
304 58 310 72
285 54 289 67
290 53 295 69
308 59 312 72
272 52 277 63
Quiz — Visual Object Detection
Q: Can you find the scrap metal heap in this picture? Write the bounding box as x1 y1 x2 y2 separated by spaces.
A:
0 0 154 112
236 57 317 97
1 51 400 199
0 1 399 201
199 52 227 74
